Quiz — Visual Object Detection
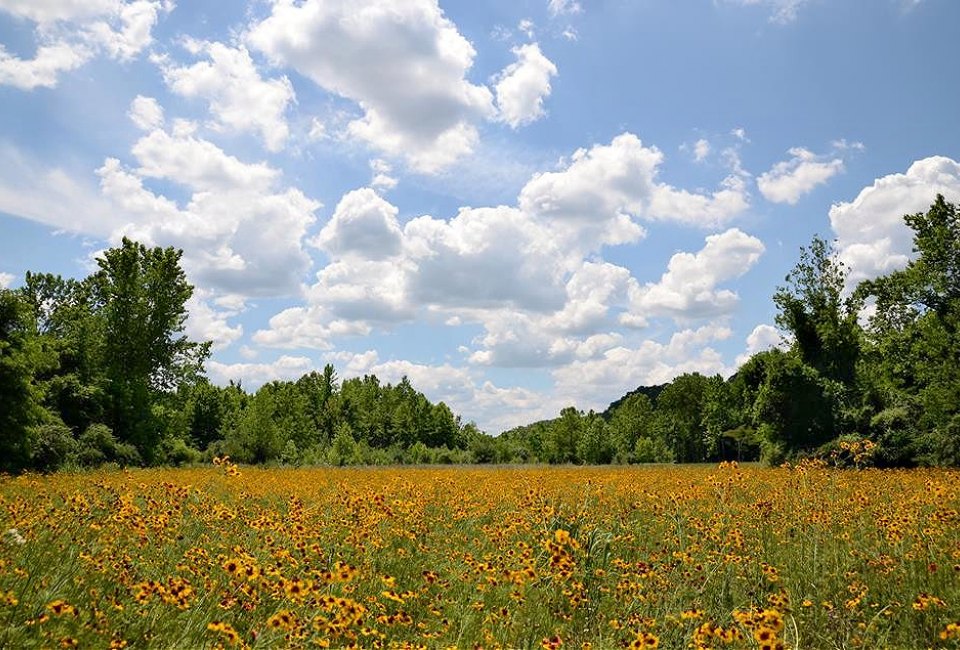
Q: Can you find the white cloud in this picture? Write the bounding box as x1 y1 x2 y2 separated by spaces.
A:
94 114 320 297
128 95 164 131
0 41 91 90
0 0 171 89
519 134 656 249
551 325 734 408
404 206 567 312
247 0 495 172
829 156 960 285
0 271 15 288
723 0 809 24
735 323 785 366
89 0 169 61
757 146 845 204
207 355 317 387
648 174 750 227
548 0 582 17
313 188 403 260
0 0 120 24
255 133 754 361
157 40 295 152
369 159 398 191
494 43 558 129
184 292 243 351
694 138 711 162
520 133 749 245
625 228 765 323
130 128 279 192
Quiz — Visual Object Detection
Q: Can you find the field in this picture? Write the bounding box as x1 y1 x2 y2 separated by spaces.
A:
2 462 960 649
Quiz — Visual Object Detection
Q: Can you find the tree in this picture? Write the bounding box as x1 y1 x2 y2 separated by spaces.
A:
773 236 860 385
701 374 738 459
655 373 710 462
607 393 655 460
577 414 615 464
94 238 210 460
545 407 583 463
753 350 839 461
0 289 53 471
856 195 960 464
20 272 107 433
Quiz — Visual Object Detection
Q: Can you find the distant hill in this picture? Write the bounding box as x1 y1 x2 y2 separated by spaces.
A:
602 383 668 418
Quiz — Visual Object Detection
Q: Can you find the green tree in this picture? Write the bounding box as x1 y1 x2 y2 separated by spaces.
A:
545 407 583 463
576 414 614 464
655 373 710 462
0 289 54 471
20 272 107 433
773 235 861 386
856 195 960 464
94 238 210 460
753 350 839 461
607 393 655 460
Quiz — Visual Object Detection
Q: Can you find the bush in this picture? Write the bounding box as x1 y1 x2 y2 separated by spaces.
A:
77 423 142 467
632 436 674 464
29 423 78 471
280 440 300 466
158 437 202 467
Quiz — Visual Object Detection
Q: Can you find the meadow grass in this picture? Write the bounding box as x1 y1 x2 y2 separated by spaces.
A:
1 461 959 649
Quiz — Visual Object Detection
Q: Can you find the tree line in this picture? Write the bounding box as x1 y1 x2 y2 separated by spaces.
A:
492 195 960 467
1 196 958 471
0 238 480 472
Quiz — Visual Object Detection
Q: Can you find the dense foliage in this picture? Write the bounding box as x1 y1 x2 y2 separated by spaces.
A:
0 238 477 472
2 196 960 469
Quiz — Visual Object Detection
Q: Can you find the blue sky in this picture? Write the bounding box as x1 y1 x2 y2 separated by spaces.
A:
2 0 959 432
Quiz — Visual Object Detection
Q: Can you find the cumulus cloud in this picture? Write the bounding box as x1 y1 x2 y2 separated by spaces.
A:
157 40 295 152
247 0 495 172
551 324 734 408
0 271 15 288
624 228 765 323
520 134 750 245
92 108 320 298
757 146 845 204
494 43 557 128
0 41 91 90
405 206 567 312
184 292 243 351
829 156 960 285
0 0 171 89
313 188 403 260
128 95 164 131
255 133 754 363
735 324 786 366
207 355 316 387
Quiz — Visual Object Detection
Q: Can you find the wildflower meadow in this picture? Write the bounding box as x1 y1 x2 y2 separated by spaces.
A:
2 461 960 648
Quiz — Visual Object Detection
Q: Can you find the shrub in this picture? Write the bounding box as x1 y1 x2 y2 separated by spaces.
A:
29 423 78 471
632 436 674 464
78 424 142 467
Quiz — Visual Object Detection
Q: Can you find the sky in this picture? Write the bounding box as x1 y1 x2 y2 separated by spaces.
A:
1 0 959 433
